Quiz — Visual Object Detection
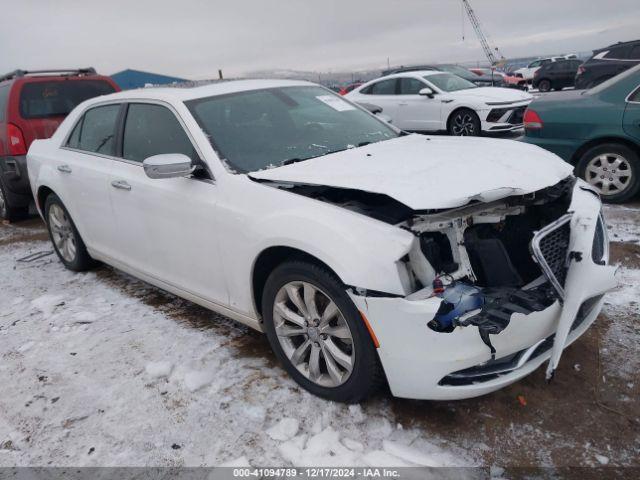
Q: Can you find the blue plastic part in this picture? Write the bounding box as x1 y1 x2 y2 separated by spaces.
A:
434 283 484 327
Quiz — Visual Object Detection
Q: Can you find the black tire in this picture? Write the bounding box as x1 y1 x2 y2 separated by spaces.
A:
261 260 383 403
576 143 640 203
447 108 481 136
0 179 28 222
44 193 95 271
538 79 552 92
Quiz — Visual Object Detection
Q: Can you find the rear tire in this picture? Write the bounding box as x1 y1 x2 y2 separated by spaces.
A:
447 109 481 136
538 79 552 92
0 179 27 222
261 260 383 403
44 194 95 271
576 143 640 203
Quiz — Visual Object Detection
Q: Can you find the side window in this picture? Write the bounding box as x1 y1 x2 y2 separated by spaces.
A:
368 79 397 95
122 103 197 163
540 59 552 65
628 45 640 60
0 84 9 122
604 47 628 59
70 104 120 155
398 78 426 95
629 87 640 103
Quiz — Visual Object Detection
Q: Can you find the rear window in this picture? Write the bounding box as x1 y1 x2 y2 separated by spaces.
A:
19 80 116 119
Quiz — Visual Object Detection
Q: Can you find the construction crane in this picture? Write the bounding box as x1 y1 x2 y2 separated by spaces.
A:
460 0 505 65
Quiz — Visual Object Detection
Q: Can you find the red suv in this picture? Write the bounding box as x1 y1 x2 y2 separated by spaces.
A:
0 68 119 220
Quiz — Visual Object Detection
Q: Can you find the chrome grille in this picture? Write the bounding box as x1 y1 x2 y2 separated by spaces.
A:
531 214 572 297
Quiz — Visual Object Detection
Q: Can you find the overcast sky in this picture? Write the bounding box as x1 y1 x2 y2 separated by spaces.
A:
2 0 639 79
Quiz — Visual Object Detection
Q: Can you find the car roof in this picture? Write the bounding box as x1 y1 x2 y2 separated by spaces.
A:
85 79 315 104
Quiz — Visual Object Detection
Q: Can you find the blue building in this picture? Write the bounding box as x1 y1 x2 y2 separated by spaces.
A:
110 69 188 90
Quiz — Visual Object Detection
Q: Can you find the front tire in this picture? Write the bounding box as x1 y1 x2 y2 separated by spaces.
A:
447 109 481 136
261 261 382 403
576 143 640 203
44 194 95 271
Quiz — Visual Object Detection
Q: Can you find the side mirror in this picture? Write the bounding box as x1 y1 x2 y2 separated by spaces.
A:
357 102 383 114
419 87 435 98
143 153 195 179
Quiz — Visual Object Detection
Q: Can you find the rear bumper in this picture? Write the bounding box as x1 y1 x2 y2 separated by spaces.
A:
0 155 32 206
349 183 617 400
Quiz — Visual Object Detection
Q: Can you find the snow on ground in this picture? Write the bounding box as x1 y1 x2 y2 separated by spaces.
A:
603 203 640 243
0 237 473 467
0 206 639 468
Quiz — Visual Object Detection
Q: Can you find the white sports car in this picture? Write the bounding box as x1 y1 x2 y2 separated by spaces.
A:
27 80 616 402
346 71 532 135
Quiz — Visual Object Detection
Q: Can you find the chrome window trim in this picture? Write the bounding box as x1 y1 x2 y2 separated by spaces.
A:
58 97 213 179
625 84 640 104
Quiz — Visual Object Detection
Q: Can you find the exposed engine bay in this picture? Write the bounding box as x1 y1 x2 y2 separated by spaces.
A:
398 176 577 356
260 175 588 358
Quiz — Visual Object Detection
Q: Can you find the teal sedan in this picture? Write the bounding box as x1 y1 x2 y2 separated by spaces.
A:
523 64 640 202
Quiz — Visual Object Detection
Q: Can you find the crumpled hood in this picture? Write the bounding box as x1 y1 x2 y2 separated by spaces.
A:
450 87 532 104
249 135 573 210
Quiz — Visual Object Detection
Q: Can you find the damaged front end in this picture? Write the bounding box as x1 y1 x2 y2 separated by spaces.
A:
348 177 617 399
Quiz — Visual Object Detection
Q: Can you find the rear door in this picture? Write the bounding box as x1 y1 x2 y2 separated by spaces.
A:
356 79 401 123
107 101 228 305
58 103 120 256
623 85 640 142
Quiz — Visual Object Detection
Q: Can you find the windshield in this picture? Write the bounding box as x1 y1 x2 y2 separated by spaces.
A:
585 64 640 95
424 73 477 92
19 80 116 119
186 86 398 173
438 65 472 77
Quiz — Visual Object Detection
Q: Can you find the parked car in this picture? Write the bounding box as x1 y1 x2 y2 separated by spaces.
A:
523 64 640 203
575 39 640 89
27 80 615 402
338 82 363 96
384 64 504 87
470 68 527 90
346 70 531 135
0 68 119 220
532 59 583 92
513 57 566 82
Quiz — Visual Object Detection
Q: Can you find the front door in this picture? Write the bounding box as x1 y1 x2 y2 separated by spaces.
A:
394 77 442 131
108 102 228 306
623 85 640 142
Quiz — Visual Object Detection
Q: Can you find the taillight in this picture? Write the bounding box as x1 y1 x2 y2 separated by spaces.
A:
524 109 543 130
7 123 27 156
577 66 586 75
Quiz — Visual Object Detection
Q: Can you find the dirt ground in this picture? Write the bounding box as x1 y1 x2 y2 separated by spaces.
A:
1 204 638 469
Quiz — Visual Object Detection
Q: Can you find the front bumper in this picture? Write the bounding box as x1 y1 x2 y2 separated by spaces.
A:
480 103 530 133
349 183 617 400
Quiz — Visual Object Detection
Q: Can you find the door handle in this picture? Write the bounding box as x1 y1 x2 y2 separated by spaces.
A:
57 165 72 174
111 180 132 191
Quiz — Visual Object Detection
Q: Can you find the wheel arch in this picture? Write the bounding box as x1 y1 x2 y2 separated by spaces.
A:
571 136 640 165
251 246 343 317
446 106 479 131
36 185 56 215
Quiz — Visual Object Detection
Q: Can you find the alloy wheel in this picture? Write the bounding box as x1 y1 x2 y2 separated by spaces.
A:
48 204 77 262
585 153 632 197
451 113 477 136
273 281 355 388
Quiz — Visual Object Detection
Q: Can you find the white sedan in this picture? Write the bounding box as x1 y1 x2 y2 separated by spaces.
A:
346 71 532 135
27 80 616 402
